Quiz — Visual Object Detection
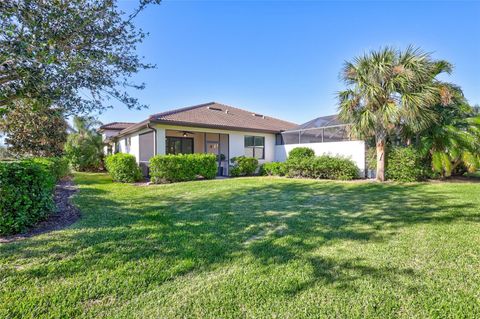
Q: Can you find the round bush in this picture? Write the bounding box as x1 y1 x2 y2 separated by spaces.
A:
230 156 258 177
288 147 315 160
105 153 142 183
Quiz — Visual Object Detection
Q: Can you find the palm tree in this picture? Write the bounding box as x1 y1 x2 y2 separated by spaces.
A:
71 116 103 137
419 98 480 177
65 116 104 171
338 46 452 181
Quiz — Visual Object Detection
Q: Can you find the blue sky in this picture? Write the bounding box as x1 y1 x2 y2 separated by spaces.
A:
98 0 480 126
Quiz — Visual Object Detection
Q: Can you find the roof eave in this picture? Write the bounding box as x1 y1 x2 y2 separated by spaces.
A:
151 119 285 134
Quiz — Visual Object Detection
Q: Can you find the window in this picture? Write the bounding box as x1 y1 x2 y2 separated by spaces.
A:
125 137 131 153
275 133 284 145
244 135 264 159
166 137 194 155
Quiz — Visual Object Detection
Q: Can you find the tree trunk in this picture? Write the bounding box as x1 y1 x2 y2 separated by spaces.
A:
376 136 386 182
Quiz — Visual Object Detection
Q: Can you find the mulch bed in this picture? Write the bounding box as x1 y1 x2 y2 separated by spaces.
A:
0 177 81 243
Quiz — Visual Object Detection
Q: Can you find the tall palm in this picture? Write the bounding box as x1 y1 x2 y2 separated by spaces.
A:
338 46 452 181
71 116 102 137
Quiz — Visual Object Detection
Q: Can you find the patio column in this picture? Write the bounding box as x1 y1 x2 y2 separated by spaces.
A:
156 127 166 155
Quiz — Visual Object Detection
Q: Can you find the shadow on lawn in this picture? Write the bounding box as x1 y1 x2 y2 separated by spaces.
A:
2 177 478 296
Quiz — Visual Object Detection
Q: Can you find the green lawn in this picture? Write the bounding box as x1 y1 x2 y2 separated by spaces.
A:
1 173 480 318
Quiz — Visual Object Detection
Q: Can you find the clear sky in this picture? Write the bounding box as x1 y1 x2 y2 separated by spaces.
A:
97 0 480 126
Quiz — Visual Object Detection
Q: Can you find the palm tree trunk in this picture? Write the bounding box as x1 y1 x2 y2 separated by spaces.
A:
376 135 386 182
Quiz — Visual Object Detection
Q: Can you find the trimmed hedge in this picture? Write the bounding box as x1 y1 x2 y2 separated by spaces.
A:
0 161 55 235
260 162 286 176
286 155 359 180
230 156 258 177
29 157 70 181
288 147 315 160
150 153 217 183
105 153 142 183
386 146 428 182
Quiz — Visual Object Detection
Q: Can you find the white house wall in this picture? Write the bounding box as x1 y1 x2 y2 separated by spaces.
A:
114 128 152 163
275 140 366 176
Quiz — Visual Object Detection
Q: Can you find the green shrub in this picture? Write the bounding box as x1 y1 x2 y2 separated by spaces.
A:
260 162 286 176
149 153 217 183
0 161 55 235
29 157 70 181
286 155 358 180
64 133 103 171
288 147 315 160
386 146 428 182
230 156 258 177
105 153 142 183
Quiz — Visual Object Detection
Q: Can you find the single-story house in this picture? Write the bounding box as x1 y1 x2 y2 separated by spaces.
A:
100 102 366 177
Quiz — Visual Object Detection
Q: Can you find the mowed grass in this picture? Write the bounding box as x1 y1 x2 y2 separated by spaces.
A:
1 173 480 318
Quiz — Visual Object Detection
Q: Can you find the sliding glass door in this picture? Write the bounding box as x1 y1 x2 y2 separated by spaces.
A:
166 137 194 155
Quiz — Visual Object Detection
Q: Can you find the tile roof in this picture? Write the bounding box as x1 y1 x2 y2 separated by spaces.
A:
148 102 297 133
99 122 136 131
116 102 297 136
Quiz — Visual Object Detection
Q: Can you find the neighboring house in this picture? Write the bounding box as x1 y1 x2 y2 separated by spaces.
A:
98 122 136 155
101 102 366 177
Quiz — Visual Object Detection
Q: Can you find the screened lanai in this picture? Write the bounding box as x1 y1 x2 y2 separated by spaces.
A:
280 114 352 144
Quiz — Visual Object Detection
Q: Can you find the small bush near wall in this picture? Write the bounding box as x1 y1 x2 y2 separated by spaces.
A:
149 153 217 183
288 147 315 160
29 157 70 181
230 156 258 177
386 146 428 182
0 161 55 235
286 155 358 180
260 162 286 176
105 153 142 183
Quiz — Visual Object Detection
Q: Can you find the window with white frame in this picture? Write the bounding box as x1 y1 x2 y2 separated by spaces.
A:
244 136 265 159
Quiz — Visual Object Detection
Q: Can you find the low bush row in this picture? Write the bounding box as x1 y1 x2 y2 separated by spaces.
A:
0 160 61 235
285 155 358 180
260 162 287 176
259 148 359 180
29 157 70 182
149 153 217 183
104 148 359 184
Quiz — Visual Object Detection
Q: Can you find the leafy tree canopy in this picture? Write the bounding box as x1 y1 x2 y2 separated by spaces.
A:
0 0 160 116
0 99 68 157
